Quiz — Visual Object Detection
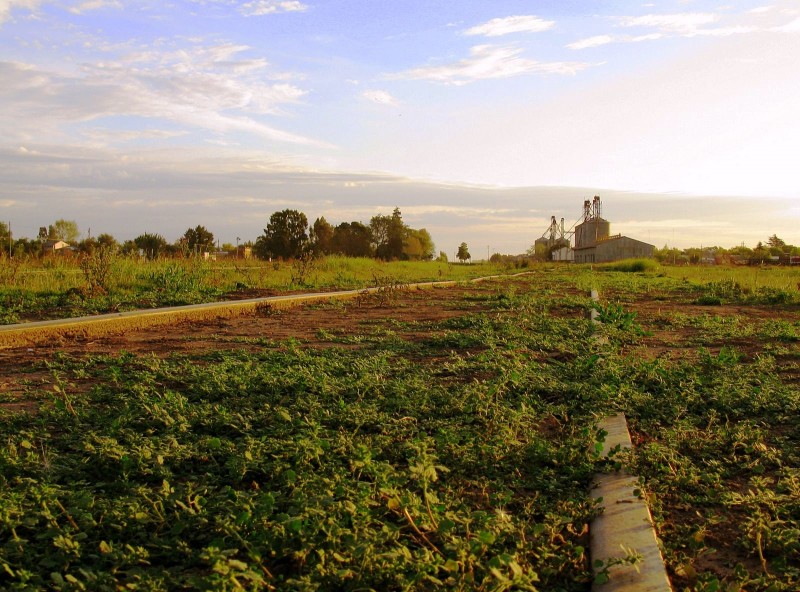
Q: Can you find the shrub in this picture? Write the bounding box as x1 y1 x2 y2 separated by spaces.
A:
596 259 658 273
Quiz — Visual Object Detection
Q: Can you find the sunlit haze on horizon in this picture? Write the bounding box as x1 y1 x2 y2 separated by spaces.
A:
1 0 798 255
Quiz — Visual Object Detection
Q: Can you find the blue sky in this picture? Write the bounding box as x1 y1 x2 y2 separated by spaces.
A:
1 0 798 255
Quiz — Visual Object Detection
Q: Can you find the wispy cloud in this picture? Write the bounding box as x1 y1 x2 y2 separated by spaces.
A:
0 0 40 24
619 11 757 37
362 89 400 107
569 10 765 49
67 0 122 14
239 0 308 16
389 45 587 85
0 39 330 147
567 35 614 50
464 15 554 37
773 16 800 32
619 12 719 33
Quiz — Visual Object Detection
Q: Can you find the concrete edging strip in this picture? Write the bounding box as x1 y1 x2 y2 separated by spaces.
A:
589 288 672 592
592 414 672 592
0 272 530 349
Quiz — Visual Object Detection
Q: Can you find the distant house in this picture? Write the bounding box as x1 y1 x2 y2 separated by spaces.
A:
42 239 72 253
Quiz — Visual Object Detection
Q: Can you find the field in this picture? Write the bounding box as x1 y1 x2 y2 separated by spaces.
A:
1 265 799 590
0 255 511 324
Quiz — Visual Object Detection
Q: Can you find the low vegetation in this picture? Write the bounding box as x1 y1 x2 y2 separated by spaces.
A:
0 255 508 324
1 265 799 590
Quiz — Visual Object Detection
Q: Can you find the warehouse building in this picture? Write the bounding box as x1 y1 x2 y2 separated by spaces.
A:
570 196 655 263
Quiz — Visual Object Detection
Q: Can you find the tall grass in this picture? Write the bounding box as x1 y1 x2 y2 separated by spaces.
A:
0 254 510 322
660 264 800 292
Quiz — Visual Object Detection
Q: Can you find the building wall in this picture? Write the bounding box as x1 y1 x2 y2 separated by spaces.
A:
573 237 654 263
595 237 655 262
552 246 574 261
574 218 610 249
574 247 596 264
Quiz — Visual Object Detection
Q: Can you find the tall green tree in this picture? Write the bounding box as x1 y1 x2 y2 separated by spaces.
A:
255 209 309 259
183 225 215 254
0 221 10 246
134 233 168 260
331 222 373 257
403 228 435 261
371 207 406 260
48 219 80 243
309 217 334 255
97 233 118 250
457 242 471 262
767 234 786 249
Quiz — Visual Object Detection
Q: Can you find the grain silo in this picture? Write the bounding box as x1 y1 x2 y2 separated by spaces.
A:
571 195 654 263
574 196 610 250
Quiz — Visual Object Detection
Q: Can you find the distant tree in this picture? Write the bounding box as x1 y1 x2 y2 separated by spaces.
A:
134 233 168 260
97 233 118 250
331 222 373 257
404 228 435 261
255 209 308 259
309 217 334 256
767 234 786 249
78 233 118 255
728 245 753 258
48 219 80 243
0 222 10 256
183 225 215 254
457 242 471 262
437 251 448 263
13 238 39 256
77 237 98 254
371 207 406 260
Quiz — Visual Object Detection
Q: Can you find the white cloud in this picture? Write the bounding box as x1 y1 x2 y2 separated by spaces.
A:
773 16 800 32
240 0 307 16
0 43 328 148
748 5 773 14
68 0 122 14
570 10 763 45
389 45 587 85
362 89 400 107
619 12 720 32
0 0 40 24
567 35 613 50
464 15 555 37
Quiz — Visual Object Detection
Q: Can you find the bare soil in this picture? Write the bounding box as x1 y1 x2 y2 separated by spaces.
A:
1 275 799 588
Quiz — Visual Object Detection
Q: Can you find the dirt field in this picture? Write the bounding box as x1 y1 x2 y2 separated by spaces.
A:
2 275 799 411
2 273 799 590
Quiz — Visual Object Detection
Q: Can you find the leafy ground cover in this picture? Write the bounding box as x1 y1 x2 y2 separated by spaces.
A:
1 267 799 590
591 272 800 591
0 274 613 590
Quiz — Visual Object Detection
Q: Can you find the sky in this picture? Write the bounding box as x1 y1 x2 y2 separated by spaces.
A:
1 0 799 256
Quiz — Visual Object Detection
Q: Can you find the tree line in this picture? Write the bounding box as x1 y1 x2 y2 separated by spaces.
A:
654 234 800 265
255 208 435 261
0 208 439 262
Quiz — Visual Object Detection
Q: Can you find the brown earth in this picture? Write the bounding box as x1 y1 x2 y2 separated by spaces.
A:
1 274 799 589
1 276 798 407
